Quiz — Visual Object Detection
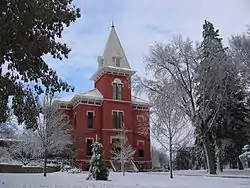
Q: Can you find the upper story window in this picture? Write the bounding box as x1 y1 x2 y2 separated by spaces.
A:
112 83 123 100
113 111 123 129
73 112 76 129
87 111 94 129
112 78 123 100
113 56 121 67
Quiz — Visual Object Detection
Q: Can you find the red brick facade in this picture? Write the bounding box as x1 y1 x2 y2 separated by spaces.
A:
55 26 151 171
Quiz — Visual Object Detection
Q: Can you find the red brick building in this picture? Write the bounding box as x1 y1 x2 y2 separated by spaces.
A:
53 25 151 171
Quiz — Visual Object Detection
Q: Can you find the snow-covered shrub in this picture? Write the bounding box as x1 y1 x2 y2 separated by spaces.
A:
86 141 109 181
7 131 38 165
0 147 13 163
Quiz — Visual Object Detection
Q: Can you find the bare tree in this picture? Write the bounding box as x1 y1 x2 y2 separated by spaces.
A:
229 27 250 87
110 125 136 176
133 31 230 174
151 82 192 178
35 95 72 176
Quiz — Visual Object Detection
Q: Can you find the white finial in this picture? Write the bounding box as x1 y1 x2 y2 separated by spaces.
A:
95 134 98 142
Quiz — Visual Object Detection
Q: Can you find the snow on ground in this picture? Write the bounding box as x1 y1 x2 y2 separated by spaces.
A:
1 171 250 188
147 169 250 178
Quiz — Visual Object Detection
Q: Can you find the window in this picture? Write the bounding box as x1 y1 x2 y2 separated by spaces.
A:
113 111 123 129
112 83 123 100
111 137 121 144
86 138 93 156
113 56 121 67
117 84 122 100
87 111 94 129
73 113 76 129
138 149 144 158
112 84 117 99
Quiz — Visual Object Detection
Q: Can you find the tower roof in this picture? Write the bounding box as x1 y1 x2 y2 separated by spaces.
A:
91 24 135 81
102 25 131 69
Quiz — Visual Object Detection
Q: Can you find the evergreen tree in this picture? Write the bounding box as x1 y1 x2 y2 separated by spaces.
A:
216 72 250 169
0 0 80 128
195 20 229 174
87 141 109 181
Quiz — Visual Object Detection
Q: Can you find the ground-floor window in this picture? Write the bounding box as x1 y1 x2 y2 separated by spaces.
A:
86 138 93 156
138 149 144 158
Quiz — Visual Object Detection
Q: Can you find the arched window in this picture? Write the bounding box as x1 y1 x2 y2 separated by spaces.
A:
112 78 123 100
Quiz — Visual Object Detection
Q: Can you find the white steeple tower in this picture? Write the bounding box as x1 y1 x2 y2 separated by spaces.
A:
101 23 131 69
91 23 135 81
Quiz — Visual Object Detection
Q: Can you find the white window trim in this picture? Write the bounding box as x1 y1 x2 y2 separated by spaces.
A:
86 110 95 116
137 140 145 146
112 110 124 115
137 114 146 121
112 80 124 87
85 137 94 143
113 56 122 67
110 136 121 144
62 114 69 119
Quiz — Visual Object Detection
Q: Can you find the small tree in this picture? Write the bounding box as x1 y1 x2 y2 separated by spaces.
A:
136 81 193 178
111 126 136 176
86 140 109 181
35 95 72 177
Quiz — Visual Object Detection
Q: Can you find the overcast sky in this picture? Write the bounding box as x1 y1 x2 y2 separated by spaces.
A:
45 0 250 98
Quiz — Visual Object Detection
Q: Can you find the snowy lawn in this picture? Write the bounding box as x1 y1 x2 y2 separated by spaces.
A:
147 169 250 178
1 171 250 188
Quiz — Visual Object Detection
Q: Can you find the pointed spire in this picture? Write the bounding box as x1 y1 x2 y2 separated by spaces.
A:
111 20 115 28
100 23 131 69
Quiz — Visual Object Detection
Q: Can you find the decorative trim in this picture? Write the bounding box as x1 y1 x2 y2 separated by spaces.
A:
136 115 143 120
73 101 102 110
101 129 132 132
112 110 124 115
86 110 95 116
137 140 145 146
85 137 94 143
110 136 121 144
104 98 131 103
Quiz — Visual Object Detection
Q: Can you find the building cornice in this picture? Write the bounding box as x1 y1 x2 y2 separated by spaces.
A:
90 66 136 82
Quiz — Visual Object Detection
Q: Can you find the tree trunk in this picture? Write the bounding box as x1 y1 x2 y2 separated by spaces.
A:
238 158 244 170
203 140 216 174
121 160 125 176
215 142 223 172
169 137 173 179
43 148 47 177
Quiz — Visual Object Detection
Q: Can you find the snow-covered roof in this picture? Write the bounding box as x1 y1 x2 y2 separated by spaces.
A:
132 96 149 105
53 88 149 107
53 89 103 104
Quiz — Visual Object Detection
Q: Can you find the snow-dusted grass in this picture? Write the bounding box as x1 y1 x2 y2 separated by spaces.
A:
1 171 250 188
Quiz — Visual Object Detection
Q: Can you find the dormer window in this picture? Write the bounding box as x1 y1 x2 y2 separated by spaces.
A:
113 56 121 67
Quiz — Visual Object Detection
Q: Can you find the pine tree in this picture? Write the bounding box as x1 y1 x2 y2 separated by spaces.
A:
216 72 250 169
86 141 109 181
195 20 229 174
